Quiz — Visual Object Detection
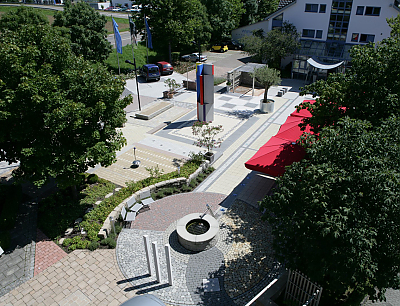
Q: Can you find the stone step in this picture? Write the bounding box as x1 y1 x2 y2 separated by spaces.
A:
135 101 173 120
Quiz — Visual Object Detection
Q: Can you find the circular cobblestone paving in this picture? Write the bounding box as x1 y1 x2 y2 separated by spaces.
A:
116 193 284 306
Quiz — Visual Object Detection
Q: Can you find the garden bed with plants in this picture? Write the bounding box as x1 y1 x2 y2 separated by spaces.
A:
38 154 214 253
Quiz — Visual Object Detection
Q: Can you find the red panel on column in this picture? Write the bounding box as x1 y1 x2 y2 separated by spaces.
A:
199 75 204 105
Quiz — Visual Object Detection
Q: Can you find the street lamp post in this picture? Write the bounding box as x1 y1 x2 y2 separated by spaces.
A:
125 59 141 111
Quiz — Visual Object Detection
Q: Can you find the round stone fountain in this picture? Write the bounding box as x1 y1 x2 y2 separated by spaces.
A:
176 213 219 252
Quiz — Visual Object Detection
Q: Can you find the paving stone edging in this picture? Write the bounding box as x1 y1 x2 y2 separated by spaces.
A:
98 161 210 238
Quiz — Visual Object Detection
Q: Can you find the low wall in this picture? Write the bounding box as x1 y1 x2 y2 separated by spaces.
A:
182 80 196 91
98 161 210 238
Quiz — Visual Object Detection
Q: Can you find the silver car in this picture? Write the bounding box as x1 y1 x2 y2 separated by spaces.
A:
119 294 166 306
181 53 207 62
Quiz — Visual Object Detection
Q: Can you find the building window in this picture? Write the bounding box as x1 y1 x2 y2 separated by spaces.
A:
316 30 323 38
356 6 364 15
302 29 316 38
272 13 283 29
351 33 359 42
305 3 318 12
320 4 327 13
359 34 375 43
365 6 381 16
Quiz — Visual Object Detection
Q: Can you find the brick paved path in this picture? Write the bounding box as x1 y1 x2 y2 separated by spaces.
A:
131 192 227 231
34 229 67 276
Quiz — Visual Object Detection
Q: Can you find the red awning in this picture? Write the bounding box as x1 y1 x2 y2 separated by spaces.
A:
245 136 306 177
290 100 315 118
275 116 313 142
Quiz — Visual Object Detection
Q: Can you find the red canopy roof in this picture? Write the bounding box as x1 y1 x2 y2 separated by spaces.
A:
275 116 313 142
290 100 315 118
245 137 306 177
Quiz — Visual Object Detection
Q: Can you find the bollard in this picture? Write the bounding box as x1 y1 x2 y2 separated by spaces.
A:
165 244 173 286
143 235 152 275
152 241 161 283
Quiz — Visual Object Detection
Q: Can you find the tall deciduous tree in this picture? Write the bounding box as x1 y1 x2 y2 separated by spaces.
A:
299 19 400 132
241 21 300 67
239 0 279 26
261 117 400 304
0 5 48 31
134 0 211 55
202 0 244 43
53 0 112 62
0 22 130 188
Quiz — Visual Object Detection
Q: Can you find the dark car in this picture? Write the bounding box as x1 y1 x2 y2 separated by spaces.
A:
140 64 160 82
224 40 243 50
119 294 166 306
156 61 174 75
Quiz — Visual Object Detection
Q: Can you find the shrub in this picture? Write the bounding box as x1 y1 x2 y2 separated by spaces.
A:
155 191 164 199
68 244 77 251
171 52 180 64
87 174 100 184
189 180 197 188
63 238 72 247
163 187 174 196
115 224 122 234
181 185 192 192
88 241 100 251
100 237 116 249
214 76 226 86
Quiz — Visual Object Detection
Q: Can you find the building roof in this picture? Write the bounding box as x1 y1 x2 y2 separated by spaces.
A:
278 0 295 10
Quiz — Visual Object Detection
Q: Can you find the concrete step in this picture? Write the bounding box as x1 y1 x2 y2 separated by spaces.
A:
135 101 173 120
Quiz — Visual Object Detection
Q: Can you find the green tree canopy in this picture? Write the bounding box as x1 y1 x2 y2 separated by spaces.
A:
202 0 244 43
251 66 281 101
300 21 400 132
0 5 48 31
241 21 300 67
239 0 279 26
134 0 211 54
53 0 112 62
261 117 400 304
0 22 130 187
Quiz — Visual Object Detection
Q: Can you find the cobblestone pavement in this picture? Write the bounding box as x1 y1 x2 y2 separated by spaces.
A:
0 78 307 305
0 201 37 298
117 194 284 306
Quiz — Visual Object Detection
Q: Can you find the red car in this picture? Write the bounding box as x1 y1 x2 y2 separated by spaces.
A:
156 61 173 75
104 6 115 11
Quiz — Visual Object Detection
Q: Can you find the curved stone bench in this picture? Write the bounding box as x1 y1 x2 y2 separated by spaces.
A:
98 161 210 238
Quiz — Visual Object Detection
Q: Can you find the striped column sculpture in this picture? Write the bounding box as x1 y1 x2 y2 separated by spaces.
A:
196 63 214 122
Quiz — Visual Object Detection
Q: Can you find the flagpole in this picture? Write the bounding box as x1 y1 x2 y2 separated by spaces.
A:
112 16 121 74
144 14 149 64
128 16 142 111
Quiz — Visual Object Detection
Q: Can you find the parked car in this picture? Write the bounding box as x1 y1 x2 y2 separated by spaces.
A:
119 294 166 306
139 64 160 82
156 61 174 75
120 7 128 11
224 40 243 50
104 6 115 11
211 44 228 52
112 7 122 11
181 53 207 62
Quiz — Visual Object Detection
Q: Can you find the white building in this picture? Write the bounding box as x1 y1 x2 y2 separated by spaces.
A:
232 0 400 81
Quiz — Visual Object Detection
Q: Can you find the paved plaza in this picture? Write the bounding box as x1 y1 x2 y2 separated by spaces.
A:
3 48 364 306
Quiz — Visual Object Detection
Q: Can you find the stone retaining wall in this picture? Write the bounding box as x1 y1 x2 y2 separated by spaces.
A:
98 161 210 238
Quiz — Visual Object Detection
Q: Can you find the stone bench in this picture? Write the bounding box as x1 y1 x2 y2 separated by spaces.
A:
98 162 210 238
